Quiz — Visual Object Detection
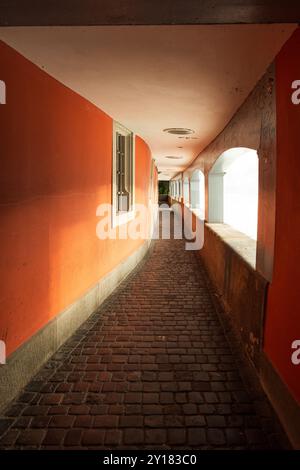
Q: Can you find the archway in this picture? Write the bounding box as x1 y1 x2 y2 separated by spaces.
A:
190 169 205 219
208 147 258 239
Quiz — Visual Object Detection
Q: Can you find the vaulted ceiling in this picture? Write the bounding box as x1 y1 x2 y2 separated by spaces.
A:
0 25 296 179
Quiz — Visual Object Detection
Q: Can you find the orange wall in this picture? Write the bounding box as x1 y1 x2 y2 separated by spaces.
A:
0 41 153 356
264 29 300 403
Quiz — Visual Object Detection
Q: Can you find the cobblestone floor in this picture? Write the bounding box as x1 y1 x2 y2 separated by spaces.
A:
0 217 283 449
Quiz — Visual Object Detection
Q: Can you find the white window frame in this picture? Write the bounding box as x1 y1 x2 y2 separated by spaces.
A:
112 121 135 227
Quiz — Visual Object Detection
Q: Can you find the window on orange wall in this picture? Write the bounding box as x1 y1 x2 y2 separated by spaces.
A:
114 123 134 212
112 121 135 227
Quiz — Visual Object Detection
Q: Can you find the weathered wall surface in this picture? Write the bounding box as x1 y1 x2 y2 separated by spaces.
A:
184 65 276 282
200 225 267 367
264 29 300 405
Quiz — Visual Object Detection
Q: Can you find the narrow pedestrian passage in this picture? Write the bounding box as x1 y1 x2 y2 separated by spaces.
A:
0 214 281 450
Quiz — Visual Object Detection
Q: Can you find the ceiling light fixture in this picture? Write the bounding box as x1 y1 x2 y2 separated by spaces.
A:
178 136 199 140
163 128 195 135
165 156 183 160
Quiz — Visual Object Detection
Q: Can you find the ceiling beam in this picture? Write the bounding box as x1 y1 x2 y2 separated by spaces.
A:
0 0 300 27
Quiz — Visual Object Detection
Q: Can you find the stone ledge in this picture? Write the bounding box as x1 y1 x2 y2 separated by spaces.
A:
206 223 256 269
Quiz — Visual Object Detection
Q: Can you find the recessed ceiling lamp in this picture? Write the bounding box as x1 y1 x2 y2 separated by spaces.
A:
163 128 195 135
165 156 183 160
178 136 199 140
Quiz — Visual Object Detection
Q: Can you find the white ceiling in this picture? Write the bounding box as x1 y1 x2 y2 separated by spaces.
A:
0 25 296 180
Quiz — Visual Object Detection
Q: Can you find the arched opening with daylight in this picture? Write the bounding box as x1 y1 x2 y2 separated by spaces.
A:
190 169 205 219
183 177 190 205
208 147 259 240
177 180 181 200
